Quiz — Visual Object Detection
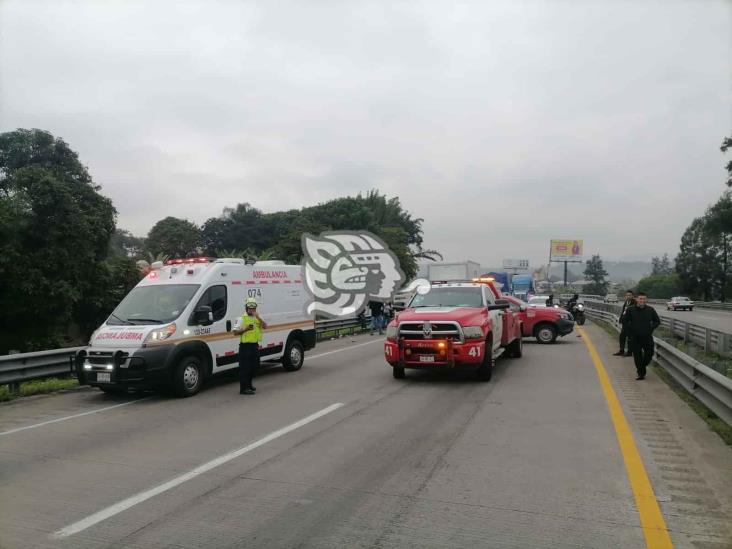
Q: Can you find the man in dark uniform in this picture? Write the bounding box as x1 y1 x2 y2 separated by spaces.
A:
368 300 385 335
622 292 660 380
614 290 636 357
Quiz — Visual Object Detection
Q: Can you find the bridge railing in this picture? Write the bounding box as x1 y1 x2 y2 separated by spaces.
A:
583 303 732 426
0 316 374 392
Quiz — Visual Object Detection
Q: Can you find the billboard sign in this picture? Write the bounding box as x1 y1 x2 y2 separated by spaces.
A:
502 259 529 270
550 239 583 261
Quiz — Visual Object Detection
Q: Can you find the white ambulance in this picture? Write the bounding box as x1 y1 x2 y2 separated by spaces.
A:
76 258 316 397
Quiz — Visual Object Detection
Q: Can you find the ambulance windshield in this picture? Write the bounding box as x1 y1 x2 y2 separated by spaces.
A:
108 284 201 325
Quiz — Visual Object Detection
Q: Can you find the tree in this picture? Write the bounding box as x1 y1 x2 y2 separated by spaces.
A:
200 190 437 277
722 135 732 188
109 229 145 259
651 253 673 275
704 191 731 301
145 217 201 258
675 193 731 301
583 254 609 295
636 274 682 299
0 129 116 352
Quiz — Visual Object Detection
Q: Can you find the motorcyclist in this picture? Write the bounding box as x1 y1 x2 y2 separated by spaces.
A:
566 293 579 312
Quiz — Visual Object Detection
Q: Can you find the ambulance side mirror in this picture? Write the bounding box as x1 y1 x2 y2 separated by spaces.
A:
193 305 213 325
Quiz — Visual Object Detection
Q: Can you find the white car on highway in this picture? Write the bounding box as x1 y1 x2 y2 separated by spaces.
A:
527 295 556 308
667 296 694 311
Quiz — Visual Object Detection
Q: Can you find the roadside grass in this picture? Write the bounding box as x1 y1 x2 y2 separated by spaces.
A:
651 364 732 446
655 327 732 380
0 377 80 403
588 318 732 447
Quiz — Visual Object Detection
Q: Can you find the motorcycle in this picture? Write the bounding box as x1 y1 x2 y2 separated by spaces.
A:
569 303 586 325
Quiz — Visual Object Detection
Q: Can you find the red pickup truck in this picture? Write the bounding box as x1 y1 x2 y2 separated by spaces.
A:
500 294 575 344
384 280 523 381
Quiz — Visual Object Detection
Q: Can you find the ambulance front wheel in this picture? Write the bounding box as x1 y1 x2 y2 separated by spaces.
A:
172 355 204 397
283 340 304 371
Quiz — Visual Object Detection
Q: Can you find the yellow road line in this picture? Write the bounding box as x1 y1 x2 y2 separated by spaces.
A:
577 326 673 549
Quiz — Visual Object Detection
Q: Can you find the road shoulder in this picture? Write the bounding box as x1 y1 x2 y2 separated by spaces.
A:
583 322 732 549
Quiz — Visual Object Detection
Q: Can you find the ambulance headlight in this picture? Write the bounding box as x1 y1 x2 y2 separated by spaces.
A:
462 326 484 340
144 323 177 344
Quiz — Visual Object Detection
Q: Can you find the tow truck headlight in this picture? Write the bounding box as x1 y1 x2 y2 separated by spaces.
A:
462 326 484 340
385 325 397 340
144 323 177 344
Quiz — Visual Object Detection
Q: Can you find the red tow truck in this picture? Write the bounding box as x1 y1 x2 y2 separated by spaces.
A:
384 279 523 381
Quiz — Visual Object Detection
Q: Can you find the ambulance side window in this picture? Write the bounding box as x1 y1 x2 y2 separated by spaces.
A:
190 285 228 325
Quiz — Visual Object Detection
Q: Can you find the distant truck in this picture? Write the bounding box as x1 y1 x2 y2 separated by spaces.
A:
483 272 512 294
426 261 481 281
511 274 535 301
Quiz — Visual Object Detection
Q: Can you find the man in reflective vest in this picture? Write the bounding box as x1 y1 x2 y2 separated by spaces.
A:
233 298 268 395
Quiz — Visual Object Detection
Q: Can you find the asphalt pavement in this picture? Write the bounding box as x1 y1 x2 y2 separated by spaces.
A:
1 326 730 548
649 304 732 334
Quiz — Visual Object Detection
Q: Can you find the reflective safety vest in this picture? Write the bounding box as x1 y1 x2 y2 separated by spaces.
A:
239 314 262 344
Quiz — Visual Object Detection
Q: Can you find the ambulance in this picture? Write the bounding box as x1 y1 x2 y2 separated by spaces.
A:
75 258 316 397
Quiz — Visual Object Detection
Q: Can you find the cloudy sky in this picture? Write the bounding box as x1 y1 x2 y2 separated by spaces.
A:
1 1 730 268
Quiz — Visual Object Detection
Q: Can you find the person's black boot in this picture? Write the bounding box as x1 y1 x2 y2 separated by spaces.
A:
613 351 624 356
240 388 256 395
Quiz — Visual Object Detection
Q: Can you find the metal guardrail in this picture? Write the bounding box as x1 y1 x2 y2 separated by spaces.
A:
0 347 84 392
584 300 732 358
0 317 377 391
584 304 732 426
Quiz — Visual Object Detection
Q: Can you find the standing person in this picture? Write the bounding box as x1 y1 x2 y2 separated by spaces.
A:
368 300 385 335
545 294 555 307
614 290 636 357
233 298 268 395
622 292 660 380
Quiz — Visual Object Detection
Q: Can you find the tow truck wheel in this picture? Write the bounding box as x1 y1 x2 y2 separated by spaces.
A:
477 337 493 381
392 366 405 379
535 324 557 344
172 355 204 397
508 335 523 358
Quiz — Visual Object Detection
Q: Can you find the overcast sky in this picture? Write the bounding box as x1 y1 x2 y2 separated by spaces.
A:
1 1 730 268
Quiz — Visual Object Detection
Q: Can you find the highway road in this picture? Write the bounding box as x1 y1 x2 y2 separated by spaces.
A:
1 325 731 549
650 304 732 334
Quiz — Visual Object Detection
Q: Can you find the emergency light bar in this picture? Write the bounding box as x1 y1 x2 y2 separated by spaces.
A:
164 257 211 265
428 278 497 285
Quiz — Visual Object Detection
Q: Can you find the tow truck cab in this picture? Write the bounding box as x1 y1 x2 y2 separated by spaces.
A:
384 279 523 381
